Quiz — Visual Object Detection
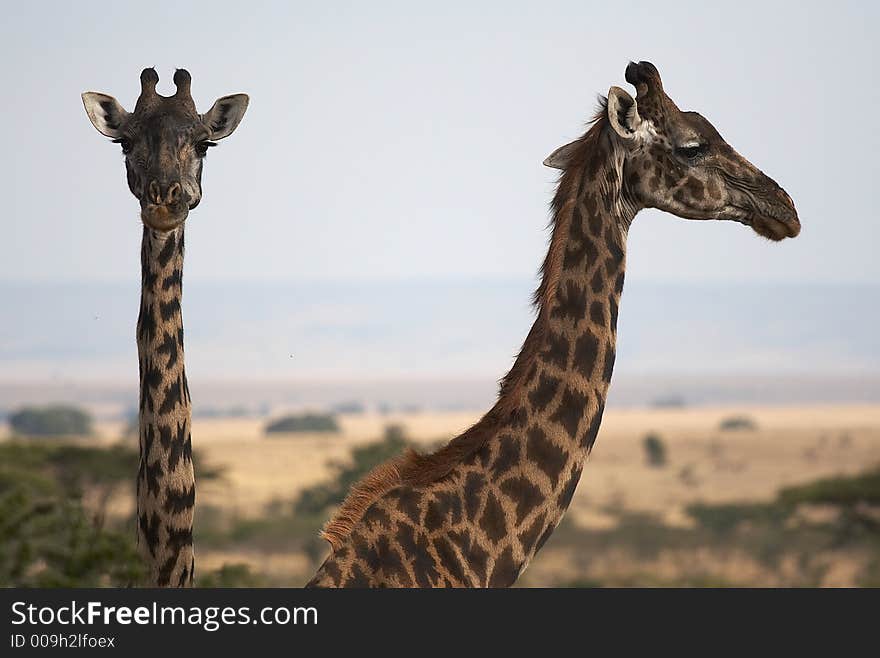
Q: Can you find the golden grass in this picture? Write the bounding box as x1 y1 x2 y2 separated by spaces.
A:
84 404 880 586
175 404 880 519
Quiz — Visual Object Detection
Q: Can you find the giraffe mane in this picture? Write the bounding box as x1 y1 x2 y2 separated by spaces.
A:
321 102 610 551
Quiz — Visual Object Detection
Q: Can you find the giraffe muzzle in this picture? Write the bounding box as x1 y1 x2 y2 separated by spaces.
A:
141 179 189 230
732 175 800 241
749 200 800 241
756 184 800 240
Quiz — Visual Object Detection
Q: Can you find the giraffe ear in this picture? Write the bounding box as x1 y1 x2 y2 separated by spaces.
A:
82 92 129 138
201 94 250 140
607 86 642 139
543 139 581 170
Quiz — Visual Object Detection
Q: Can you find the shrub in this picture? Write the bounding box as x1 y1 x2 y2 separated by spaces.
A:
642 433 667 467
382 423 407 443
0 440 224 587
198 563 266 587
779 467 880 507
293 430 409 517
0 490 144 587
8 405 93 437
719 415 758 432
0 441 144 586
686 466 880 535
686 501 790 534
265 413 339 434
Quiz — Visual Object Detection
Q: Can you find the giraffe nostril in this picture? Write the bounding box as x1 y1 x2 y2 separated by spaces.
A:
148 181 162 205
147 180 183 206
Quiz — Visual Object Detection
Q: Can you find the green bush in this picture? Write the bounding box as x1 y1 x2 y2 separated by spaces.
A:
293 429 409 517
382 423 408 443
196 427 412 567
0 441 144 586
779 467 880 507
687 466 880 535
8 405 93 437
198 563 267 587
0 440 222 587
265 413 339 434
0 490 144 587
0 441 136 498
642 433 667 467
686 501 790 534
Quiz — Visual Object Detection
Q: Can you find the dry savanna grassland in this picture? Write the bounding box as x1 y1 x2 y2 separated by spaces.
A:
83 403 880 587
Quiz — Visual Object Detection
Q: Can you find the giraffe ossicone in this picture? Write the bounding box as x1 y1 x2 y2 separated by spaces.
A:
307 60 799 588
82 69 249 587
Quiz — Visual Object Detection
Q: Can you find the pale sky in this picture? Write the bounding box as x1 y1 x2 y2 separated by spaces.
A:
2 1 877 286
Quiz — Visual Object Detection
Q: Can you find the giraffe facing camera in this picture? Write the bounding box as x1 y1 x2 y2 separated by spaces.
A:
82 68 248 232
82 69 249 587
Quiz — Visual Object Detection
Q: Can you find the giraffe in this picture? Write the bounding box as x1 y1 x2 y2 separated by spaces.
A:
82 69 248 586
307 61 800 588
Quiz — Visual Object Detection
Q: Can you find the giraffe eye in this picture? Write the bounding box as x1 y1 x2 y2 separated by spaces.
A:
112 138 133 154
195 141 217 157
676 143 707 160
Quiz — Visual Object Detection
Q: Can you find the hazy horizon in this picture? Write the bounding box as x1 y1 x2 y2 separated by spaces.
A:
2 280 877 394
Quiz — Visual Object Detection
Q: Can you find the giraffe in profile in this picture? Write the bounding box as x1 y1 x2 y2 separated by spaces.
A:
82 69 248 587
307 61 800 588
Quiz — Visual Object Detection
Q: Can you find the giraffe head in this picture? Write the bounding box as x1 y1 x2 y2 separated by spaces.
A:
82 68 248 231
545 61 800 241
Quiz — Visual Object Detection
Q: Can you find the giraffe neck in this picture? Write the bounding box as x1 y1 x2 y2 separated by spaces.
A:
512 126 631 448
479 123 635 573
136 225 194 587
306 119 639 588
